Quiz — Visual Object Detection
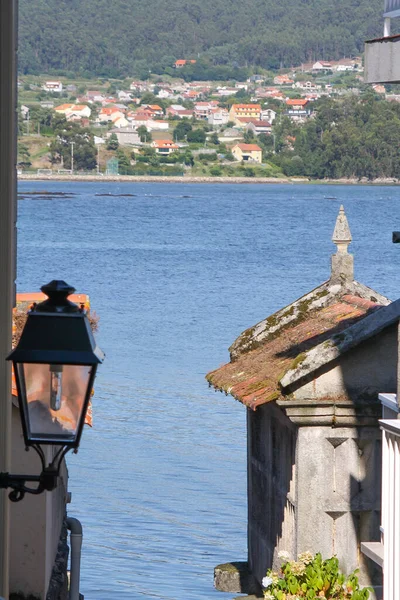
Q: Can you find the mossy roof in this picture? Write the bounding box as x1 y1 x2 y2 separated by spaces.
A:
206 284 389 411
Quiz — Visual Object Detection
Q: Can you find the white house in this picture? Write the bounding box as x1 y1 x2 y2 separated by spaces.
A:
335 64 355 72
312 61 333 71
97 107 125 123
54 104 91 119
111 115 129 128
260 108 276 123
107 128 140 145
117 90 132 102
216 87 238 97
157 88 173 99
247 120 272 135
42 81 63 93
208 109 230 128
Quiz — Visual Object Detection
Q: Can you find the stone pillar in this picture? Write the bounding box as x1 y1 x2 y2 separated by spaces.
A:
281 398 383 592
330 205 354 285
0 2 17 596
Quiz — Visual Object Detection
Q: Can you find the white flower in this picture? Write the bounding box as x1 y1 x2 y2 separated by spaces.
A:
262 576 273 588
278 550 291 561
298 550 314 565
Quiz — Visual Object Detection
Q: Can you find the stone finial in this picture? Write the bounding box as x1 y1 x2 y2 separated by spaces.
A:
331 205 354 284
332 205 352 253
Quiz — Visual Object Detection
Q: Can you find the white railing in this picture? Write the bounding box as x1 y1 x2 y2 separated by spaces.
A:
383 0 400 36
384 0 400 19
381 418 400 599
361 395 399 597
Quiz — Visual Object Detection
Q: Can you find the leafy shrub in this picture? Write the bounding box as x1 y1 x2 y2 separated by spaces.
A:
198 152 218 162
262 552 371 600
210 166 222 176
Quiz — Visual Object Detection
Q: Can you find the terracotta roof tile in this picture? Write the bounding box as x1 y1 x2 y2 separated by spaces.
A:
206 293 382 411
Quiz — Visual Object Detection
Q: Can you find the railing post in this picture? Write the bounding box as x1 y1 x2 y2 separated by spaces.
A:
384 17 391 37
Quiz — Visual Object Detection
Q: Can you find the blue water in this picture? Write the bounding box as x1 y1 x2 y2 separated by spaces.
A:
17 181 400 599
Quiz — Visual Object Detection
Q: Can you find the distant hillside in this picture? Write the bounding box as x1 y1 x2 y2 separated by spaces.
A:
19 0 384 78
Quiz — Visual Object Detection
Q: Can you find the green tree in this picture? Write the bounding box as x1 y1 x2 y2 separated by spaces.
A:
187 129 206 143
116 149 132 174
137 125 151 143
210 132 220 145
17 143 32 168
244 129 256 143
174 120 192 141
184 150 194 166
50 122 97 171
106 133 119 150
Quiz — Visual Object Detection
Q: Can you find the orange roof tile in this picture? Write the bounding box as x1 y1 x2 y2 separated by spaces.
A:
286 98 309 106
206 293 383 410
232 104 261 110
55 104 74 111
235 143 262 152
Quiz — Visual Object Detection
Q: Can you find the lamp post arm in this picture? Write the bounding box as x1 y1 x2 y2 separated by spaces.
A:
0 466 61 502
0 444 71 502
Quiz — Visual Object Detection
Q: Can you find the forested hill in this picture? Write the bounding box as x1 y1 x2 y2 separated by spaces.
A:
19 0 384 78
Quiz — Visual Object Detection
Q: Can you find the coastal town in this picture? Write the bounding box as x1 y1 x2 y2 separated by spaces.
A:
18 55 398 181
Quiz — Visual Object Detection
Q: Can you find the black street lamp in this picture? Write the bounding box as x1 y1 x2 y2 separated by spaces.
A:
0 280 104 501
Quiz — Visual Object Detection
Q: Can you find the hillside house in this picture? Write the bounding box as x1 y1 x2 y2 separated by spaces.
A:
274 74 294 85
129 81 149 93
216 87 238 97
219 128 243 143
194 101 219 119
42 81 63 93
97 107 125 123
168 108 194 119
117 90 132 102
174 59 196 68
86 90 105 103
261 108 277 123
246 120 272 135
313 60 333 71
231 143 262 163
208 109 230 128
156 88 173 99
285 98 311 122
293 81 321 91
229 104 261 120
107 127 140 145
54 104 91 120
208 207 397 598
151 140 179 154
111 115 129 128
260 88 286 101
142 104 164 117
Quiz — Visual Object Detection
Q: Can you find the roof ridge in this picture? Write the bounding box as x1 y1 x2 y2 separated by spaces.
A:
342 294 381 310
280 297 400 391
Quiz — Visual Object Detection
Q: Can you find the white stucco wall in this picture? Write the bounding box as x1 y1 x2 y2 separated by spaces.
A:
9 405 68 599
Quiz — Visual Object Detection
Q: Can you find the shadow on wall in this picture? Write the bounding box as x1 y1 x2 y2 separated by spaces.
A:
277 316 397 591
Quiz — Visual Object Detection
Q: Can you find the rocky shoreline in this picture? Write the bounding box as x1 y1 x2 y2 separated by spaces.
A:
18 174 400 185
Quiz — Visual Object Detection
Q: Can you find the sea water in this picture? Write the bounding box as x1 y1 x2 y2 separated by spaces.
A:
17 181 400 599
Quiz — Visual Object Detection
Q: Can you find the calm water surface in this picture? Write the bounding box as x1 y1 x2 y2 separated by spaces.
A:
17 181 400 599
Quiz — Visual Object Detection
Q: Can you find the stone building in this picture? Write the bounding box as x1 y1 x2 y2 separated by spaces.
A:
207 206 400 596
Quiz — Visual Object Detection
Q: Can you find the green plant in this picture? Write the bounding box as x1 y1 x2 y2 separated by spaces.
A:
262 552 371 600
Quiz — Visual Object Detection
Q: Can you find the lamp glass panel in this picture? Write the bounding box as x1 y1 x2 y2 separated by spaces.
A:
17 363 92 442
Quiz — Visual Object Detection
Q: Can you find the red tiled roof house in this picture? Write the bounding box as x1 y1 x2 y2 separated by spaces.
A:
209 207 394 596
231 143 262 164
